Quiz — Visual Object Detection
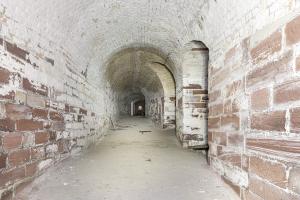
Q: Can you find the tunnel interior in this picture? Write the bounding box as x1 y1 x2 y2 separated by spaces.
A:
1 1 300 199
104 47 176 127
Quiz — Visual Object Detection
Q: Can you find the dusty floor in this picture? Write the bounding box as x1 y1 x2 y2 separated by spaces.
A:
16 117 239 200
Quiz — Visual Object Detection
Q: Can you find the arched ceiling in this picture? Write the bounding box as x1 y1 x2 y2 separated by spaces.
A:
105 48 165 93
1 0 207 76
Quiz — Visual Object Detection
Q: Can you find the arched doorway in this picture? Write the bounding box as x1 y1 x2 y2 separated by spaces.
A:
177 41 209 149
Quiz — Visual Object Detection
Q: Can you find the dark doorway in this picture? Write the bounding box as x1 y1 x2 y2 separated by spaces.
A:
133 100 145 116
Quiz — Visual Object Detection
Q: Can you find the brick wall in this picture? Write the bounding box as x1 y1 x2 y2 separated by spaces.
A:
0 27 117 200
208 14 300 199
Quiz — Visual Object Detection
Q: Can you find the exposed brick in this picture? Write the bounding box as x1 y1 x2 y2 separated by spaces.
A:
0 91 15 100
0 167 25 187
208 116 220 129
5 103 32 120
49 111 64 121
31 146 45 160
251 88 270 110
247 51 292 87
16 119 43 131
290 107 300 133
250 30 282 63
2 133 22 150
211 66 231 88
79 108 87 115
23 78 48 96
225 79 244 98
286 15 300 45
26 162 38 177
209 103 223 116
57 139 70 153
208 90 221 103
274 79 300 104
249 175 299 200
221 114 240 131
0 153 7 169
227 133 243 147
246 138 300 154
35 132 49 145
0 118 15 132
219 153 242 168
0 67 11 84
296 56 300 71
212 132 227 145
249 156 287 188
8 149 31 167
32 108 48 119
5 40 29 61
251 111 286 132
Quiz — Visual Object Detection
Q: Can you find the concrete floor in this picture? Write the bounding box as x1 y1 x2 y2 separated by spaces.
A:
16 117 239 200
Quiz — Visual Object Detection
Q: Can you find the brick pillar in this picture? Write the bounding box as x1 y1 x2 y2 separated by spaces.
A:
178 41 209 148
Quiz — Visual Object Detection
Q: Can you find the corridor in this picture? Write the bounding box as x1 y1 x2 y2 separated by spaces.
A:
15 117 238 200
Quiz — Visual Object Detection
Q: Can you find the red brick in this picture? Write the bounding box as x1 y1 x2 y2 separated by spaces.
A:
2 133 22 150
212 132 227 145
221 114 240 131
0 67 11 84
35 132 49 144
5 103 32 120
208 116 220 129
23 78 48 96
247 50 292 87
251 111 286 132
223 99 232 114
274 79 300 104
0 91 15 100
296 56 300 71
0 118 15 132
226 79 244 98
246 138 300 154
32 108 48 119
251 88 270 110
31 147 45 160
227 133 244 147
209 103 223 116
57 139 70 153
16 119 43 131
249 156 287 188
290 107 300 133
286 16 300 45
49 111 64 121
250 30 282 63
209 90 221 103
0 153 7 169
5 40 29 60
0 167 25 187
211 66 231 88
26 162 38 177
219 153 242 168
249 175 299 200
8 149 31 167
